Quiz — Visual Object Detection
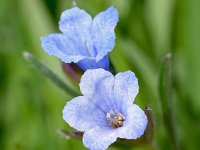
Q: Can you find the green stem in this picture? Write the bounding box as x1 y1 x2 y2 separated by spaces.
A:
159 53 178 150
23 51 79 97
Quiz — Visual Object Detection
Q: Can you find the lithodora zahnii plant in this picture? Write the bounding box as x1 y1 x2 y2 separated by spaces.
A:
39 5 148 150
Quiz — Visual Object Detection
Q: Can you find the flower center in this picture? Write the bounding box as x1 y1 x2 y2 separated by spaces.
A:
106 112 125 128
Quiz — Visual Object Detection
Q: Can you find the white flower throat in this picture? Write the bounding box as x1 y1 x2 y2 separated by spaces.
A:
106 111 125 128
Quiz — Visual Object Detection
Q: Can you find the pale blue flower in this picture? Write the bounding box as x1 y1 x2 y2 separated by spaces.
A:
41 6 118 71
63 69 148 150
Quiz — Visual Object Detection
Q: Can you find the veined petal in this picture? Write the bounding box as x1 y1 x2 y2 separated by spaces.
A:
114 71 139 104
92 6 119 61
80 68 117 112
80 69 114 97
41 34 89 63
83 127 117 150
59 7 96 57
62 96 106 132
118 104 147 139
59 7 91 37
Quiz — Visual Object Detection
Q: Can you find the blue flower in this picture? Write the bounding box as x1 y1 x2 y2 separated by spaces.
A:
63 69 147 150
41 6 118 71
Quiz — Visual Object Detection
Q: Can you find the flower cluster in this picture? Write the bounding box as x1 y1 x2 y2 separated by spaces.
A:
41 5 147 150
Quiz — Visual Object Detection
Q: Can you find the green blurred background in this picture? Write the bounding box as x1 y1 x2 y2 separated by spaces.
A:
0 0 200 149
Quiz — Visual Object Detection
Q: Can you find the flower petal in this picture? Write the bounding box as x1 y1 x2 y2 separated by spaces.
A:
80 69 114 97
114 70 139 104
77 55 109 71
59 7 91 36
80 69 118 112
62 96 106 132
118 104 147 139
92 6 119 61
59 7 96 57
83 127 117 150
41 34 89 63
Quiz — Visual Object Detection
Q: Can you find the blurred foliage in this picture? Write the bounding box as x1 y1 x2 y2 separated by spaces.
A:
0 0 200 150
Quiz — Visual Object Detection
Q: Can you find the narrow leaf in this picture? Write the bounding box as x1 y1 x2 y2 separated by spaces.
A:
23 51 80 97
159 53 178 150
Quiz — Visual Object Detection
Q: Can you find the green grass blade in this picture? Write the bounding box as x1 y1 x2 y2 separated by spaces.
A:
159 53 178 150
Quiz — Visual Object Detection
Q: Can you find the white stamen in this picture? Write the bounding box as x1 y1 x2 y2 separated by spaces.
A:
106 113 111 119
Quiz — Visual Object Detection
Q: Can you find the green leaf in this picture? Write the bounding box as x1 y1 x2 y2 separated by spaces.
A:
23 51 80 97
159 53 178 150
